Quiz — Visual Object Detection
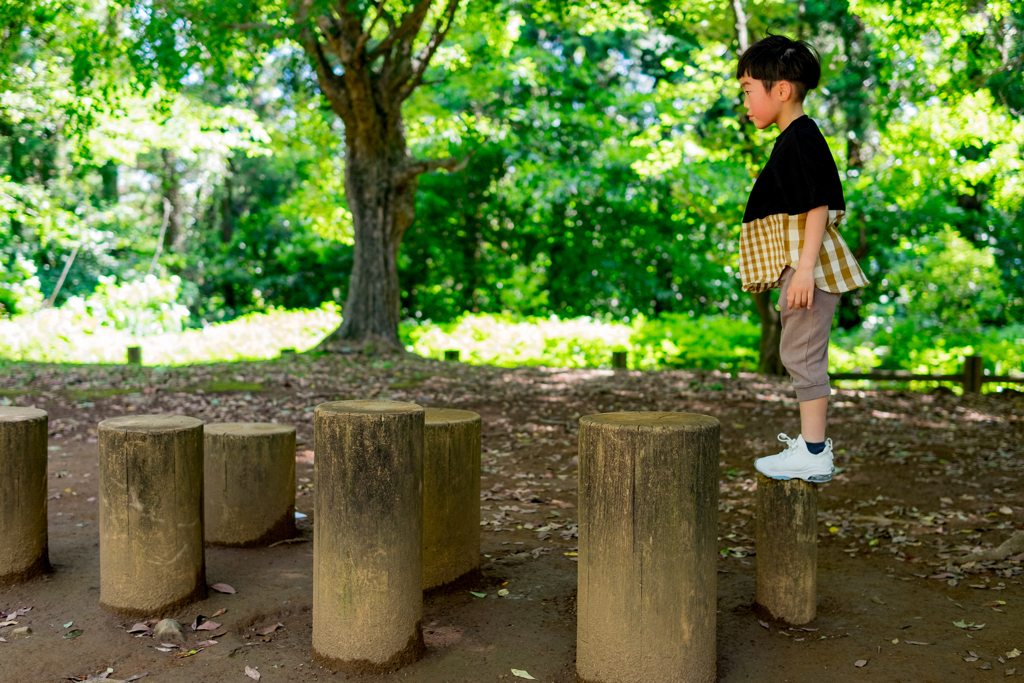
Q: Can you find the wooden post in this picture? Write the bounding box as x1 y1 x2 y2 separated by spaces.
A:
963 355 984 393
577 412 719 683
279 348 297 358
99 415 206 617
313 400 425 673
204 423 296 547
423 408 481 590
444 349 460 361
0 408 50 584
611 351 627 370
755 474 817 625
126 346 142 365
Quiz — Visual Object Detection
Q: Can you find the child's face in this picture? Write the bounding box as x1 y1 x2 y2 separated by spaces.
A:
739 74 786 130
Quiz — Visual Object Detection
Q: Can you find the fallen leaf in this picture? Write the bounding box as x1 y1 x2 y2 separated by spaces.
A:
174 648 202 658
211 608 227 618
470 591 487 598
245 666 260 680
498 589 510 597
891 639 899 644
196 620 221 632
154 647 173 653
126 623 150 634
159 642 180 648
855 659 868 668
1000 507 1014 515
256 622 283 636
63 621 74 629
125 674 149 681
0 637 7 643
63 629 83 639
196 640 217 647
0 621 16 628
905 641 931 646
1009 649 1022 659
1007 668 1017 676
758 620 769 629
984 601 1007 607
210 583 236 594
511 669 536 680
964 656 980 662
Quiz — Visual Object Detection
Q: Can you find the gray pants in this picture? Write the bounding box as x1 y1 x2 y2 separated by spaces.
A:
778 266 841 402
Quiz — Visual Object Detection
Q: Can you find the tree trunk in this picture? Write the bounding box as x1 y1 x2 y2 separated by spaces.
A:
220 155 235 244
161 148 183 252
316 123 418 353
754 290 786 375
100 160 118 202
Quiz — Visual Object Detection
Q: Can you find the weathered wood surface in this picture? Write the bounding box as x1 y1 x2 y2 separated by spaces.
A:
204 422 296 547
0 407 50 584
312 400 425 673
755 473 818 625
423 408 481 590
98 415 206 617
577 412 720 683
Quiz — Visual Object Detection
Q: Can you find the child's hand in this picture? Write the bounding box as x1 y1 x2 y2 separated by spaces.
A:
787 268 816 309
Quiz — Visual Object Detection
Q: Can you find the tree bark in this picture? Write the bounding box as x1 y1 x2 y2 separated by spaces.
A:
317 123 419 352
294 0 463 353
161 148 183 252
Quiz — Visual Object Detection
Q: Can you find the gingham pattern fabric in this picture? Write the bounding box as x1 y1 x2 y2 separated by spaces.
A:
739 209 869 294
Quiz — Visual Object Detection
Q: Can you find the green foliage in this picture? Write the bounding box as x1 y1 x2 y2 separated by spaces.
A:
1 0 1021 373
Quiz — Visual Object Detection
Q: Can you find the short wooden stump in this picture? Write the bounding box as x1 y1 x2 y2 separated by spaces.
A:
0 407 50 584
577 412 720 683
423 408 481 590
755 474 818 625
313 400 425 673
204 423 296 547
99 415 206 617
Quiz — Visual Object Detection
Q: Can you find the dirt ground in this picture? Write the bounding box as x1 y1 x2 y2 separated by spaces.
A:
1 354 1023 683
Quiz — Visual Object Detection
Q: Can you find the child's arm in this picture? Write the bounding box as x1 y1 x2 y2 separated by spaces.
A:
786 205 828 309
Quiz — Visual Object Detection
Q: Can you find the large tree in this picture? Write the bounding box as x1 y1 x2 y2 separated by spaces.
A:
128 0 467 351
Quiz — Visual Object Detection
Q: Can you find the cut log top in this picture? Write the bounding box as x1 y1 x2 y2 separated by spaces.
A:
205 422 295 437
580 412 720 431
423 408 480 425
99 415 204 433
315 400 423 416
0 407 47 422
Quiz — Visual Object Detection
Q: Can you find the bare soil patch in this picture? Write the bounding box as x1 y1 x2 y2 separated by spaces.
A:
1 356 1022 682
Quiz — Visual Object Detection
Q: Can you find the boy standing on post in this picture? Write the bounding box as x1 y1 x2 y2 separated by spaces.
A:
736 35 869 482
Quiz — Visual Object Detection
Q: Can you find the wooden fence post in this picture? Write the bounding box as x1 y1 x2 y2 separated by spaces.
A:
204 423 296 547
422 408 481 590
963 355 984 393
0 408 50 585
577 412 719 683
312 400 425 673
755 474 817 625
444 350 460 361
99 415 206 617
126 346 142 365
611 351 627 370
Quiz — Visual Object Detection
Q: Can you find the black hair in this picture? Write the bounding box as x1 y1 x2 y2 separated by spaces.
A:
736 34 821 101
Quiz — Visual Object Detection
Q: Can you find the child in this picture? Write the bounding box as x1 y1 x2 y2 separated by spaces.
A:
736 34 869 482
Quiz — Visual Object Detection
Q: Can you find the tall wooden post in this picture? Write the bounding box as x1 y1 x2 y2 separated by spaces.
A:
422 408 481 590
755 474 818 624
313 400 425 673
577 412 720 683
0 408 50 584
963 355 984 393
99 415 206 617
204 423 296 547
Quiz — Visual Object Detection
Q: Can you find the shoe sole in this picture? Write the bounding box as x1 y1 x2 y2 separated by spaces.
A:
760 471 833 483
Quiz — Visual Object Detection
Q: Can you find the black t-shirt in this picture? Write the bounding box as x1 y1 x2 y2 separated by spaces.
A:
742 115 846 223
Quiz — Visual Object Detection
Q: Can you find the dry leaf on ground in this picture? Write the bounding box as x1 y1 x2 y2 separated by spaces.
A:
245 666 260 680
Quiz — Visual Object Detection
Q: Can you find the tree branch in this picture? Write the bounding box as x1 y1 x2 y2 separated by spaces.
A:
367 0 434 62
353 0 387 60
395 0 459 103
395 153 470 184
297 2 353 121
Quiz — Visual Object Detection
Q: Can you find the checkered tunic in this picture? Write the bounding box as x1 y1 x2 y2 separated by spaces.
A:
739 116 869 295
739 210 869 294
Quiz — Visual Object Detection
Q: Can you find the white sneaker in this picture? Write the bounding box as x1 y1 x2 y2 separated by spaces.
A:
755 433 834 483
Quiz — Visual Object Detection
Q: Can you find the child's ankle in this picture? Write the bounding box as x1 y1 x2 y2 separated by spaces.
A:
805 439 827 455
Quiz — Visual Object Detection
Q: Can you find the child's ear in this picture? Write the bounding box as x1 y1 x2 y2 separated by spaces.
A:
777 80 792 101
